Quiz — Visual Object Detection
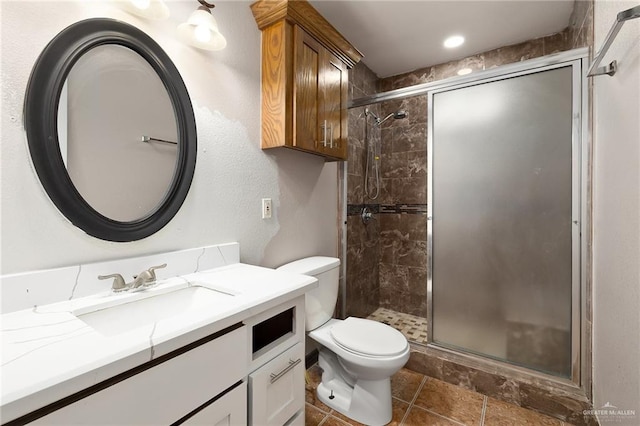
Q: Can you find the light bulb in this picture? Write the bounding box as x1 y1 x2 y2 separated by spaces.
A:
194 24 212 43
131 0 151 10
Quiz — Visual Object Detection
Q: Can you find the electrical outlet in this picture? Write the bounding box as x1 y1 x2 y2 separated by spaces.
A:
262 198 272 219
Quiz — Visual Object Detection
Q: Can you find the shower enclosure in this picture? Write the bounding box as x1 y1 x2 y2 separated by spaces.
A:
429 64 578 378
345 49 589 388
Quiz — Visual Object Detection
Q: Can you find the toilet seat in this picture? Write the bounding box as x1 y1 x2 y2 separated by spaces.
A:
330 317 408 357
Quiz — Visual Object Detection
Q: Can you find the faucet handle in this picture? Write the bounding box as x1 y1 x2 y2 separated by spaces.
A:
147 264 167 280
98 273 127 292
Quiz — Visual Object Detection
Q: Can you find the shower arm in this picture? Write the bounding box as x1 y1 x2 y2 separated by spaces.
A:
376 113 397 126
365 110 394 127
365 108 407 127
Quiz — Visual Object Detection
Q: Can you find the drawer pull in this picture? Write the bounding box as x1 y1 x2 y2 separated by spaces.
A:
269 358 302 384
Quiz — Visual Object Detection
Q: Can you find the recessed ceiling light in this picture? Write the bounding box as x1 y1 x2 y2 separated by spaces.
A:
444 35 465 49
457 68 473 76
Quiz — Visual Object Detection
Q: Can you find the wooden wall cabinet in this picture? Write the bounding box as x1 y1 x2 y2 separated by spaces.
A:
251 0 362 161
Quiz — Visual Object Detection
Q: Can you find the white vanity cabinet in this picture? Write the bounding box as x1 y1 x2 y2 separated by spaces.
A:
246 296 306 426
249 342 304 425
21 297 309 426
31 325 248 425
2 259 318 426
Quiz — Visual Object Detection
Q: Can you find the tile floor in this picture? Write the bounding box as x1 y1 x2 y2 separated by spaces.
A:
367 308 429 345
305 365 574 426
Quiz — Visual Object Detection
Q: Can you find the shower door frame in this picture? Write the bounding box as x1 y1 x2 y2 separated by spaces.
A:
347 47 591 397
426 51 589 391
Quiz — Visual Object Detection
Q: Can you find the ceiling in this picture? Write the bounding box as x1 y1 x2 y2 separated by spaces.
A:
309 1 575 78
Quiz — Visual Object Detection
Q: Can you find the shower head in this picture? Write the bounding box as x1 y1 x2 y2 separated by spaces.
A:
376 110 408 126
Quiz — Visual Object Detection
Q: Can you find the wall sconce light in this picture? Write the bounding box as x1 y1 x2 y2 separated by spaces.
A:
177 0 227 51
120 0 170 20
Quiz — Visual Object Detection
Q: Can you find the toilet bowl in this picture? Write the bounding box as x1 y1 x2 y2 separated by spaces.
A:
277 257 409 426
310 318 409 379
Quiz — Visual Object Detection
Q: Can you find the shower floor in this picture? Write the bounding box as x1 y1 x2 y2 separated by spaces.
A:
367 307 428 345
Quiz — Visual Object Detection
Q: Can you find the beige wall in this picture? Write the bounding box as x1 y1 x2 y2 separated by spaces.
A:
593 1 640 423
0 1 338 274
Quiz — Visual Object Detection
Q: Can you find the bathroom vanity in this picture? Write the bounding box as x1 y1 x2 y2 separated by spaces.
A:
1 244 315 425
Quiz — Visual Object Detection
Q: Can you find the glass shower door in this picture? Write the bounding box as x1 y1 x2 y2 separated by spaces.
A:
429 65 577 378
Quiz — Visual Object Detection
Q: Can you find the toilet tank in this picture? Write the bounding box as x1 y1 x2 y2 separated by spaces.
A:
277 257 340 331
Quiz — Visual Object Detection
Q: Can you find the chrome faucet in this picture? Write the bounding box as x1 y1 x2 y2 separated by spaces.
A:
99 264 167 292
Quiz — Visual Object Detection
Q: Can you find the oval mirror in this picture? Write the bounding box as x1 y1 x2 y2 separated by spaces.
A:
25 19 197 241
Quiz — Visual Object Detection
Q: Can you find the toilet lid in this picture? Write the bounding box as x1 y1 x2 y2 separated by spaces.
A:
330 317 408 357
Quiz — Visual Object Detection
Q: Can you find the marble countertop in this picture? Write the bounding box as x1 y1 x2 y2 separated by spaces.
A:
1 263 317 423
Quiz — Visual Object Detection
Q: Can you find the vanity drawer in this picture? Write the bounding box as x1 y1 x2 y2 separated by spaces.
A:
248 342 304 426
182 381 247 425
284 409 304 426
31 325 248 425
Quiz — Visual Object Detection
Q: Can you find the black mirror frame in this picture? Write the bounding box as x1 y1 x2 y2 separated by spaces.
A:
24 18 197 242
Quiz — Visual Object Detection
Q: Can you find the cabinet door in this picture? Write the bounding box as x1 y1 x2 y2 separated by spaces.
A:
293 25 348 161
293 26 321 153
183 382 247 426
249 343 304 426
319 49 348 160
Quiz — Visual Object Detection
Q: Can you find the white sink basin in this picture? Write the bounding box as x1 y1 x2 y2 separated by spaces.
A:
75 286 233 337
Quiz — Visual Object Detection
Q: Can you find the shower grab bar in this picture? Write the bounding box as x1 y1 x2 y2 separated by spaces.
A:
587 5 640 77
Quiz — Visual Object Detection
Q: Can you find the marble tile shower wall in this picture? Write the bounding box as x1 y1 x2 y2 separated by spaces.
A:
377 96 428 317
345 63 381 317
568 0 594 50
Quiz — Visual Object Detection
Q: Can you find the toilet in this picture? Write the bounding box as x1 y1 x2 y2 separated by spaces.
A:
278 257 409 426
